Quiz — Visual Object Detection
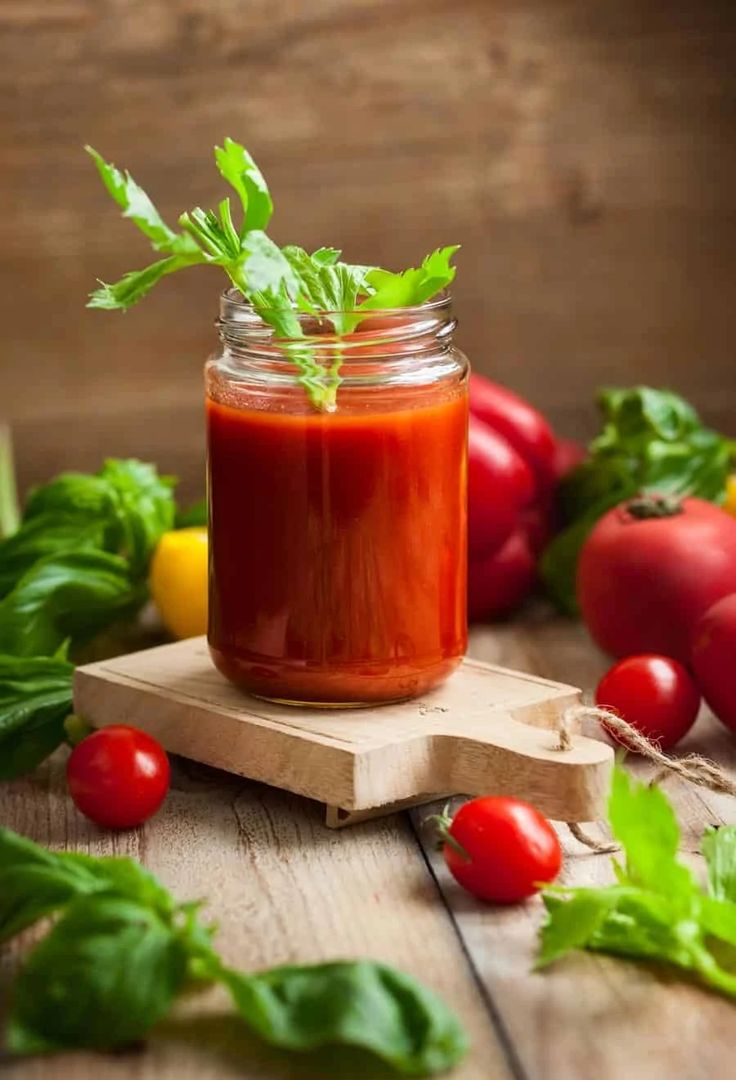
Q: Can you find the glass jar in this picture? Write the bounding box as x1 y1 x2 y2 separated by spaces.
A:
206 289 468 706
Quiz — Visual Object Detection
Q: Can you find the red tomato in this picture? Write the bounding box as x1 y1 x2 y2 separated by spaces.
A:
440 796 562 903
692 594 736 734
468 528 536 622
595 654 701 750
577 496 736 662
553 438 586 481
520 503 555 557
67 725 170 829
469 373 557 497
468 416 535 555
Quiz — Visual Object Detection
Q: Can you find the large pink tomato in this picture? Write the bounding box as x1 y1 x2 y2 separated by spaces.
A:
578 496 736 663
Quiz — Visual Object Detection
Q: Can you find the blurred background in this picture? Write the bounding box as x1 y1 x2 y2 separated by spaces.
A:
1 0 735 502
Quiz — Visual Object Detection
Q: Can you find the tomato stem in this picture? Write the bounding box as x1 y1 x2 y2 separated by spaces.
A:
64 713 93 747
426 804 471 862
625 494 684 520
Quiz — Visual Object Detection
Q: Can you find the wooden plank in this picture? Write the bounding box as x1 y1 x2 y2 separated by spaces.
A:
0 752 512 1079
411 612 736 1079
2 0 736 493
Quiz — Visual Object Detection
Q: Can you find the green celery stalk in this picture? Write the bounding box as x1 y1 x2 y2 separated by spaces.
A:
0 425 20 539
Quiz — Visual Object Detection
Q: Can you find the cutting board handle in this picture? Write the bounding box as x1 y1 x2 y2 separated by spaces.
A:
436 712 613 821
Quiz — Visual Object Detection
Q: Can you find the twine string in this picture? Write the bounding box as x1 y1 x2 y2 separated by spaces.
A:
554 703 736 853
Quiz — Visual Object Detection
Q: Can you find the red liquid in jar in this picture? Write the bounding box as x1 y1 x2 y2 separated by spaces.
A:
207 384 467 704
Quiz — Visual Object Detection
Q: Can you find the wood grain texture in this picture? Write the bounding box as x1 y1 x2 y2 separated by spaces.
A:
0 747 511 1079
2 614 736 1076
2 0 736 495
411 613 736 1080
74 640 611 821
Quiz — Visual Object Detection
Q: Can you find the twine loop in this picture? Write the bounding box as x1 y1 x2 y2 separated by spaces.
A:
554 703 736 852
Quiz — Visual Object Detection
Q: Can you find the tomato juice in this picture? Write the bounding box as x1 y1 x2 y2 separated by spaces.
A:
207 379 468 704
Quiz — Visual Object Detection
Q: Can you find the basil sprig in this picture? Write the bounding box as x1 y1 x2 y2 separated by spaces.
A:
0 458 178 779
1 828 468 1075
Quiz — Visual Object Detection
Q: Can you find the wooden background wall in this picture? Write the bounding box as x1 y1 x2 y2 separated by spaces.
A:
1 0 735 500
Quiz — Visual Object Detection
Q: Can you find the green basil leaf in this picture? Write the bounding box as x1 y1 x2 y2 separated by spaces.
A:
702 826 736 903
214 137 273 233
6 894 188 1054
0 827 175 942
0 550 144 658
0 513 110 599
98 459 176 575
0 828 103 941
0 654 73 779
219 960 468 1076
23 471 116 523
20 460 176 580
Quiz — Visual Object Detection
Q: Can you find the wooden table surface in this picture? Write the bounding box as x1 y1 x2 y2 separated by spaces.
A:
2 609 735 1079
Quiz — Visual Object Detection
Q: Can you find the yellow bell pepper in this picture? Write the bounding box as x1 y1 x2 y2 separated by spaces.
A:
149 527 208 639
725 476 736 518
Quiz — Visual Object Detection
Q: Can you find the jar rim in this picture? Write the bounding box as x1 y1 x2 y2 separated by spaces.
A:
218 286 452 326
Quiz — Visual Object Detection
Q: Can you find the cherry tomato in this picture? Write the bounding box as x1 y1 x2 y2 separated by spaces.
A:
440 796 562 903
692 594 736 734
468 416 535 555
577 496 736 662
595 654 700 750
67 725 170 829
469 373 557 498
468 528 537 622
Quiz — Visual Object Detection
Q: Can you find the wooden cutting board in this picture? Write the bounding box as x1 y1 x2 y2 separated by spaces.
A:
74 637 613 827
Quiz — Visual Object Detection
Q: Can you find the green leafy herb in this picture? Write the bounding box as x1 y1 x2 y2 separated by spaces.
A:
0 549 144 658
0 655 73 780
175 497 208 528
538 765 736 999
283 245 376 333
219 961 468 1077
0 458 179 778
702 826 736 903
88 253 207 311
214 136 273 233
7 895 190 1054
87 140 460 411
9 458 176 585
360 246 460 311
540 387 735 613
86 146 198 254
0 827 172 943
1 828 467 1075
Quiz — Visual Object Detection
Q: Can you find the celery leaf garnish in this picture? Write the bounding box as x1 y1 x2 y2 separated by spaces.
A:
360 245 460 311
